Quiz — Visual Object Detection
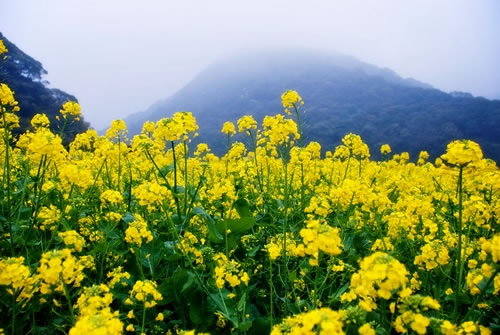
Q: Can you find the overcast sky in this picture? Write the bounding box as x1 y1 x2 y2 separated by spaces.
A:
1 0 499 129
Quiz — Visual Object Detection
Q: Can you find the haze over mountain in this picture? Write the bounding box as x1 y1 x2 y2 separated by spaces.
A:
125 49 500 162
0 32 89 141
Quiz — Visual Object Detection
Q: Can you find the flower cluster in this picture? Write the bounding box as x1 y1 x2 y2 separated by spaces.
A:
380 144 391 155
297 219 343 266
0 39 8 55
60 101 82 120
0 257 36 301
70 285 123 335
441 139 483 166
124 215 153 247
336 133 370 159
37 249 93 295
213 253 250 288
31 113 50 129
271 307 346 335
58 230 86 252
221 121 236 136
281 89 304 115
341 252 409 311
153 111 199 142
266 233 302 260
393 295 440 334
261 114 300 148
100 189 124 206
105 119 127 140
133 181 170 211
237 115 258 134
413 240 450 271
128 280 162 308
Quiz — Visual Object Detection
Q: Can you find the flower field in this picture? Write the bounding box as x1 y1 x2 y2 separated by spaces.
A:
1 44 499 334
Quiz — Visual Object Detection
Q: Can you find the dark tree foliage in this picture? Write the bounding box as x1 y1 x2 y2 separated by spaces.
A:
0 32 89 143
126 50 500 162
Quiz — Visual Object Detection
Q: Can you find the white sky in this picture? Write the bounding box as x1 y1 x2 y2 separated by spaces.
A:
1 0 499 129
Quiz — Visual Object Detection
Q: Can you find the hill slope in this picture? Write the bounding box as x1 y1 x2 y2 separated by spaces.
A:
0 32 88 141
126 49 500 161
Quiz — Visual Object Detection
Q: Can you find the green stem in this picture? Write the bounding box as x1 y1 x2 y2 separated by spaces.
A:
269 258 274 328
171 142 183 221
342 153 352 185
248 130 263 192
63 283 76 324
463 268 499 321
293 105 303 147
453 165 464 321
135 248 146 280
2 112 14 255
11 294 15 335
282 162 289 315
183 141 188 216
141 304 146 334
117 136 121 191
59 118 68 139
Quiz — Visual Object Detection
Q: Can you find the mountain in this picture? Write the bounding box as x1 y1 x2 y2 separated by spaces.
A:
125 49 500 162
0 32 88 142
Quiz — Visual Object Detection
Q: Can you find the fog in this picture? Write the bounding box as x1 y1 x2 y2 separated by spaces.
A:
1 0 499 129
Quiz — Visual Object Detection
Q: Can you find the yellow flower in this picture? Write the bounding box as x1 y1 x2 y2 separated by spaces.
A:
0 256 36 301
129 280 162 308
410 313 430 334
0 39 8 55
280 90 303 114
237 115 257 133
261 114 300 147
380 144 391 155
69 309 123 335
100 189 124 206
221 121 236 136
37 249 93 295
58 230 86 252
341 252 408 311
31 113 50 129
271 308 345 334
153 111 198 143
213 253 249 288
358 323 375 335
441 139 483 166
124 215 153 247
106 119 127 140
60 101 82 120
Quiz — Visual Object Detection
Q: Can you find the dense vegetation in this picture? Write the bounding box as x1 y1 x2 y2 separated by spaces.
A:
126 50 500 162
1 37 499 335
0 32 88 143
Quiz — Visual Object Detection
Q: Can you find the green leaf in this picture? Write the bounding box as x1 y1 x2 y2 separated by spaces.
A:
239 320 253 332
216 217 256 234
160 164 174 176
237 292 247 312
189 300 203 324
158 269 192 304
182 271 196 293
121 212 135 224
248 317 270 335
234 198 252 218
193 207 223 243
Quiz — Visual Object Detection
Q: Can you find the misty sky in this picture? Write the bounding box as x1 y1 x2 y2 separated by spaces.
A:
1 0 499 129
